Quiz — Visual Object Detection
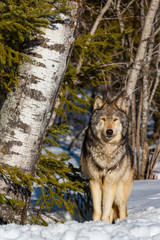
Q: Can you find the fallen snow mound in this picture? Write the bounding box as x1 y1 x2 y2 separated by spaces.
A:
1 212 160 240
1 180 160 240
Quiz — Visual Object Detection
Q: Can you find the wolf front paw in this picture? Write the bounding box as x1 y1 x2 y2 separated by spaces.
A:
101 213 113 224
93 211 101 221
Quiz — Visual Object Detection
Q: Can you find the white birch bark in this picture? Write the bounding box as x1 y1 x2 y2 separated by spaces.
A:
126 0 160 101
0 1 80 223
0 3 79 172
140 33 155 177
117 0 125 48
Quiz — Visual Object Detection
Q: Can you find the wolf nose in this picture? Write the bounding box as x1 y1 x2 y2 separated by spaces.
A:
106 129 113 136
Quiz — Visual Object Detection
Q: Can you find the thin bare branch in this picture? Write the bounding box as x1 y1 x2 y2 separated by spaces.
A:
121 0 135 15
90 0 113 36
68 126 88 150
100 62 129 68
76 0 113 74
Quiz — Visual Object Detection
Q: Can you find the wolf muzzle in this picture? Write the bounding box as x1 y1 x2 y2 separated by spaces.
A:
106 129 113 138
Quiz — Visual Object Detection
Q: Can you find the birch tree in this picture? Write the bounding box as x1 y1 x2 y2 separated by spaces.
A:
0 0 81 224
125 0 160 178
126 0 160 102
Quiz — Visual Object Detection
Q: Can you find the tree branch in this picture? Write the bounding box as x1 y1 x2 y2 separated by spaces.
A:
76 0 113 74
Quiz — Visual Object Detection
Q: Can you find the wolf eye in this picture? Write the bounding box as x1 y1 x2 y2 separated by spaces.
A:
101 117 106 121
114 118 118 121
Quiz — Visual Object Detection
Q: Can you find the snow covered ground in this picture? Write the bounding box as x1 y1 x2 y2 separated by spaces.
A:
1 180 160 240
1 162 160 240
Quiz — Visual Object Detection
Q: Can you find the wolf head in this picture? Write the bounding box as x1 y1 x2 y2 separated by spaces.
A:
90 96 128 144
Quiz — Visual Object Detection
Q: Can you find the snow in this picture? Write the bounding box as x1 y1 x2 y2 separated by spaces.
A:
0 180 160 240
1 212 160 240
0 217 160 240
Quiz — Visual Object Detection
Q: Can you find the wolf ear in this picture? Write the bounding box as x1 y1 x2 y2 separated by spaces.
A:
93 96 104 110
114 96 126 113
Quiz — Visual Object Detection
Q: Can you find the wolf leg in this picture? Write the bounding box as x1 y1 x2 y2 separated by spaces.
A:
112 203 119 222
115 178 132 220
118 202 127 220
90 179 102 221
102 180 117 224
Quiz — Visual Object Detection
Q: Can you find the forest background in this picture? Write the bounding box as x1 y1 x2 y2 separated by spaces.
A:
0 0 160 225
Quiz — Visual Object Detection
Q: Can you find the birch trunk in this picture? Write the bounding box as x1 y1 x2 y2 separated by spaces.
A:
0 1 80 224
117 0 126 62
126 0 160 103
131 92 136 168
140 34 155 178
136 91 143 178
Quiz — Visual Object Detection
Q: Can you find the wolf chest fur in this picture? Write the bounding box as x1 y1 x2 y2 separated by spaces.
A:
80 96 134 223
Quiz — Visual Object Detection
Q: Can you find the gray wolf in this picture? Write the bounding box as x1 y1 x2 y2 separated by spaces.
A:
80 96 134 224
